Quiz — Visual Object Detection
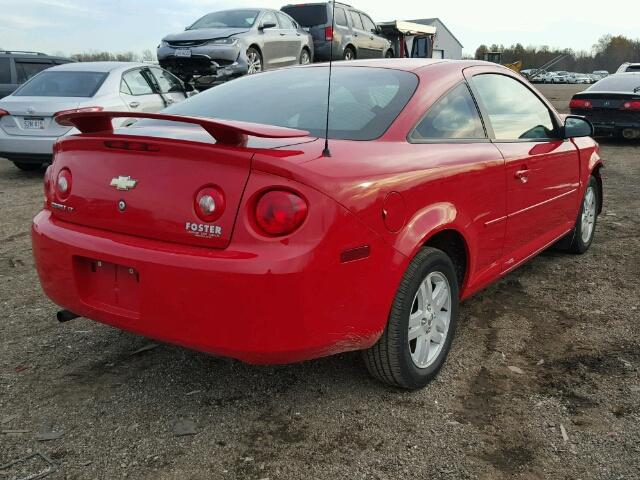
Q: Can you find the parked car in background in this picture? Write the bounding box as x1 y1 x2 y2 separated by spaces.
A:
0 51 73 99
0 62 191 171
158 9 313 83
570 72 640 139
281 2 393 61
34 60 602 390
616 63 640 73
552 71 571 83
572 74 592 84
592 70 609 79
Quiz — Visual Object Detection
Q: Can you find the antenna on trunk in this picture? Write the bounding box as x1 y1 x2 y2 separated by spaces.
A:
322 0 337 157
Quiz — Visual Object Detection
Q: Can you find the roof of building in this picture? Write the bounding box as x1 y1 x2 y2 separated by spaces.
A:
408 18 463 48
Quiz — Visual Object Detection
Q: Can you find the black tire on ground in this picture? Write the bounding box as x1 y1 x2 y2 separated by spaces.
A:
363 247 459 390
343 47 355 61
246 47 263 74
13 162 42 171
300 48 311 65
385 49 394 58
558 175 600 254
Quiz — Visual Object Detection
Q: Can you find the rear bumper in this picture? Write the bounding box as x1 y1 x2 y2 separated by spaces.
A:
1 152 52 164
32 210 404 364
0 132 58 157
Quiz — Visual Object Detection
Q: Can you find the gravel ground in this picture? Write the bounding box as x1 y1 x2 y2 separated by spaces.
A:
1 84 639 480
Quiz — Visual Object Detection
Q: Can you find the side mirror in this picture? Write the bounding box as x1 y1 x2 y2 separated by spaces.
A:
259 21 277 30
564 115 593 138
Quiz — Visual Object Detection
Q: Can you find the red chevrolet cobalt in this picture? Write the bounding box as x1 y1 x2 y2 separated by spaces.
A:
32 60 603 389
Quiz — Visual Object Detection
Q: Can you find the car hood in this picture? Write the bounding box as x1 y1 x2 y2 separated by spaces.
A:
164 28 249 42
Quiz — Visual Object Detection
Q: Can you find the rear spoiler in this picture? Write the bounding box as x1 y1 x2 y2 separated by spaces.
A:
55 111 310 146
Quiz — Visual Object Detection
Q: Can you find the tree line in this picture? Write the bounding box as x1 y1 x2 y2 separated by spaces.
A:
473 35 640 73
68 50 156 63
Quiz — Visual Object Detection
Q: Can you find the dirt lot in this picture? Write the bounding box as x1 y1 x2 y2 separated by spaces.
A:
1 84 639 480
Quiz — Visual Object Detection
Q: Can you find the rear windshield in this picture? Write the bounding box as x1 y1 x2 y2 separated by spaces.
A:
625 65 640 72
189 10 259 29
14 71 107 97
590 74 640 92
160 66 418 141
281 5 328 27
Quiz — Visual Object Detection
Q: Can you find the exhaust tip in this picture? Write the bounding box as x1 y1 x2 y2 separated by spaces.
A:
57 310 80 323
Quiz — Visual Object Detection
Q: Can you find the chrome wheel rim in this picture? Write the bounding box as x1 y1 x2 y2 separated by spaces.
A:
408 272 452 369
581 186 597 243
344 50 353 60
247 51 262 74
300 51 310 65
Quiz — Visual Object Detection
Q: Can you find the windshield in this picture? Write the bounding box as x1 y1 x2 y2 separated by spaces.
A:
590 74 640 92
14 71 107 97
189 10 259 29
158 66 418 141
281 5 328 27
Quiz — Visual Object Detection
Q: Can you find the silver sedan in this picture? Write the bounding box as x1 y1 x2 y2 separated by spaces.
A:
0 62 191 171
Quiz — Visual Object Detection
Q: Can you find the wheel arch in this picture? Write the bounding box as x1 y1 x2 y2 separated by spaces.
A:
343 44 356 58
591 162 604 214
421 228 469 291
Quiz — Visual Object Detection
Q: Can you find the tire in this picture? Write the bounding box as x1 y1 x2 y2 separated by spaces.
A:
246 47 263 74
13 161 42 171
560 176 599 254
363 247 459 389
385 49 394 58
343 47 355 61
299 48 311 65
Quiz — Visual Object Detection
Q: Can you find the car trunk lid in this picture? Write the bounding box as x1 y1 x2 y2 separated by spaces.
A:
0 97 79 137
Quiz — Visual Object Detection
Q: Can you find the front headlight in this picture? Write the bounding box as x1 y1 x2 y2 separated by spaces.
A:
159 41 169 48
210 38 238 45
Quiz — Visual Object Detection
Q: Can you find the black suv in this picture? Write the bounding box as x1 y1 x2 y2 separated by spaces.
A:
281 2 392 61
0 51 73 99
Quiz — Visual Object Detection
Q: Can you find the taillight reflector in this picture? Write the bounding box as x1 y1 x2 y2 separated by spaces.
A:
255 190 308 236
0 108 9 117
56 168 72 200
569 98 592 109
325 26 334 41
622 100 640 111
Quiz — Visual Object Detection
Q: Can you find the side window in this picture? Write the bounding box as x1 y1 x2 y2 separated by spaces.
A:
0 58 11 84
150 67 184 93
277 12 295 29
349 10 364 30
121 69 154 96
334 7 348 27
360 14 377 33
261 11 278 28
15 61 52 84
120 79 132 95
411 83 486 141
471 74 557 140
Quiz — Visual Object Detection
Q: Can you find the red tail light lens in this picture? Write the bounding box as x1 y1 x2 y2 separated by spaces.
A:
255 190 308 236
569 99 592 109
194 186 225 222
325 26 334 41
53 106 104 118
622 100 640 111
56 168 72 200
0 108 9 118
43 166 53 206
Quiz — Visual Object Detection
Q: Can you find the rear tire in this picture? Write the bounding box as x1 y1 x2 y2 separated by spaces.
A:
299 48 311 65
13 162 42 171
558 175 599 254
363 247 459 389
343 47 355 61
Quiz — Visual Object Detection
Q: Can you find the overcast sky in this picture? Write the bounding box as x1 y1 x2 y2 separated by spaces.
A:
1 0 636 56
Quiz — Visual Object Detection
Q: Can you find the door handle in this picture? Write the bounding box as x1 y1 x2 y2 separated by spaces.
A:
166 98 174 105
280 33 286 36
129 101 140 108
514 168 529 184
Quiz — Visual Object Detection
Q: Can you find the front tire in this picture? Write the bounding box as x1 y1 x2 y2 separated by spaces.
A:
363 247 459 389
558 175 599 253
246 47 263 74
13 161 42 171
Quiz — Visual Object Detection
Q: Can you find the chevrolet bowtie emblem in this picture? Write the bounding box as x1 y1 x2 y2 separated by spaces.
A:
110 176 138 191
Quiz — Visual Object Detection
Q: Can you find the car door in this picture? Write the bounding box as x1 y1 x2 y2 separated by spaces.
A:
348 10 369 58
148 67 187 107
408 82 507 287
466 69 581 271
120 68 164 113
359 13 386 57
276 12 303 65
258 11 286 69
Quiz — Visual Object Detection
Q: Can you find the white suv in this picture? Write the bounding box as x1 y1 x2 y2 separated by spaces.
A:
617 63 640 73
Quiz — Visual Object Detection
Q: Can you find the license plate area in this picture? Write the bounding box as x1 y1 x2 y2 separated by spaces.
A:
74 257 140 318
23 117 45 129
175 49 192 58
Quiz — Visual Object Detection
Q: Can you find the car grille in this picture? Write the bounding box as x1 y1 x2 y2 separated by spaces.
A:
167 40 210 48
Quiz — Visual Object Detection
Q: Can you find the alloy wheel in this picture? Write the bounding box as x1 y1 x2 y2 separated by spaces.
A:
581 185 597 243
247 50 262 74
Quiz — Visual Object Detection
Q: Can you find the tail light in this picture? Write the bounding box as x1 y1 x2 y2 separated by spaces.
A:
569 99 592 109
56 168 72 200
53 106 104 118
622 100 640 111
254 190 308 236
194 186 225 222
0 108 9 118
43 166 53 207
325 26 334 41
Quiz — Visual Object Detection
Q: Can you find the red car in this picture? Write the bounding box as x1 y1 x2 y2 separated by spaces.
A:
32 60 603 389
